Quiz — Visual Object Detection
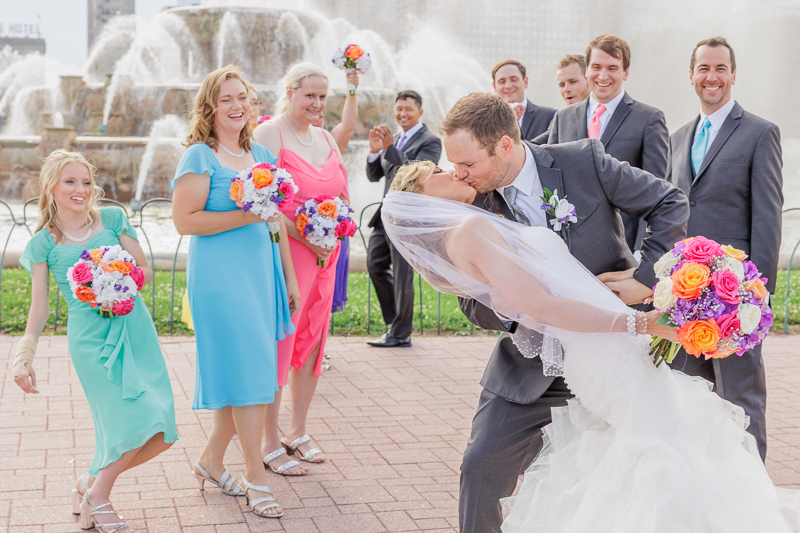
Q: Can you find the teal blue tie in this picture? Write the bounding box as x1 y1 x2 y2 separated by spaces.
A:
691 117 711 175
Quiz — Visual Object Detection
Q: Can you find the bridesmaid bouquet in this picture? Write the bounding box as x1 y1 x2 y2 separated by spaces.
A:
66 245 145 318
229 162 298 242
650 236 773 366
331 44 372 95
295 195 357 267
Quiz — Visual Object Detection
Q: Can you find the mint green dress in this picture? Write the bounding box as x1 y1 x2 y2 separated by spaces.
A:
20 207 178 477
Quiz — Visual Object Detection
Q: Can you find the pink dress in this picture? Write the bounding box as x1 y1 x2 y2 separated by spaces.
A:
276 130 349 386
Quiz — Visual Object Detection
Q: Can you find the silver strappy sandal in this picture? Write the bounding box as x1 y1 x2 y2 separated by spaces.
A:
282 434 325 463
263 447 304 475
72 473 91 515
192 462 245 496
242 475 283 518
79 490 132 533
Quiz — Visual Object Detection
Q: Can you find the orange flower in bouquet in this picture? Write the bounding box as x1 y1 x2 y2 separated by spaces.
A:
677 319 721 358
671 262 711 300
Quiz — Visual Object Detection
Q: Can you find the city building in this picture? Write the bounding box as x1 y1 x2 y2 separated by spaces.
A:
88 0 135 50
0 37 45 55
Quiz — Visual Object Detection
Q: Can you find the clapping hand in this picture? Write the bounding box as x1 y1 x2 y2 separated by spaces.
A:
597 268 654 306
368 126 384 153
510 102 525 121
376 124 393 150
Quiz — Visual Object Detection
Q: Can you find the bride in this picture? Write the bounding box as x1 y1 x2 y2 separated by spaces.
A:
382 160 800 532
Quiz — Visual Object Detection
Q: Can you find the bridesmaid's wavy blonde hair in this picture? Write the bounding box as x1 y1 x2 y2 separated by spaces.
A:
36 150 104 243
390 161 436 194
185 64 252 152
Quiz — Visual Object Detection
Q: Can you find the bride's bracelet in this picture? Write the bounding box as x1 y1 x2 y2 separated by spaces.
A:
626 310 647 337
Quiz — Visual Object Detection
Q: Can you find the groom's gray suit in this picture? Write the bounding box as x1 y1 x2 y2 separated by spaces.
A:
666 101 782 461
458 140 689 533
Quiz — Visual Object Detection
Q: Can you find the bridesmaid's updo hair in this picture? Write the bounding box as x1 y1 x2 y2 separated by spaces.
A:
273 62 329 115
390 161 436 194
36 150 104 243
185 64 252 152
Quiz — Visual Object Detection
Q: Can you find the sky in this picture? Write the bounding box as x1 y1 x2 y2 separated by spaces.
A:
1 0 178 70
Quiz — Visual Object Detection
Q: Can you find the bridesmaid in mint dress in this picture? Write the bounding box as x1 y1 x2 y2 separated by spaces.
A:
13 150 177 533
171 66 298 519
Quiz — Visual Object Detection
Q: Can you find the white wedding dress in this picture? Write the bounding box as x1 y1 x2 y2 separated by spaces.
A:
381 191 800 533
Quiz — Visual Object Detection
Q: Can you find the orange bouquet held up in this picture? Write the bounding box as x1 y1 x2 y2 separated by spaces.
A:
331 44 372 95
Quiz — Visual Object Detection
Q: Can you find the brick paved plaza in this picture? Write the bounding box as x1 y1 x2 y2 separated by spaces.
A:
1 334 799 532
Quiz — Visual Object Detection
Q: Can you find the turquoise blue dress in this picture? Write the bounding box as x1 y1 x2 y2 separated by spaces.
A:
20 207 178 477
171 142 294 410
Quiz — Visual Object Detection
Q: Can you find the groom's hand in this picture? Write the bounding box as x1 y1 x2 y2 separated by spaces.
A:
597 268 653 305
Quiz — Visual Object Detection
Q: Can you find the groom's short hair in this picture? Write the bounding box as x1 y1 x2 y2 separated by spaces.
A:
440 93 520 156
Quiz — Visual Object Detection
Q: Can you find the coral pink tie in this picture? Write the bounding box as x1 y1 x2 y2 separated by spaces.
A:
588 104 606 139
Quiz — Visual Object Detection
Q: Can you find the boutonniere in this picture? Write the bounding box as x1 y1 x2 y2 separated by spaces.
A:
540 188 582 232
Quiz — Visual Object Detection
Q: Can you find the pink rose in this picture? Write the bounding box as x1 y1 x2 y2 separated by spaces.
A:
683 236 723 264
72 262 94 284
715 311 740 338
712 269 742 305
253 163 270 169
112 298 135 316
335 219 357 238
313 194 335 203
130 267 145 291
278 182 295 204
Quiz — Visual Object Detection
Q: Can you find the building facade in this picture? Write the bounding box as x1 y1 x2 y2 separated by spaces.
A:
88 0 135 50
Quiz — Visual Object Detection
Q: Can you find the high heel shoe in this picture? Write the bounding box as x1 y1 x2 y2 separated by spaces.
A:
72 473 91 515
79 489 132 532
242 474 283 518
192 462 245 496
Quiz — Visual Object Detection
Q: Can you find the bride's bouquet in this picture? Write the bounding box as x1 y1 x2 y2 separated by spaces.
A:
229 162 298 242
331 44 372 95
650 236 773 366
67 245 145 318
295 195 357 267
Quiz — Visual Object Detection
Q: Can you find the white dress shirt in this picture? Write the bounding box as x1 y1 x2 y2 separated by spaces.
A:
518 98 529 128
586 89 626 139
498 144 547 227
367 121 424 163
694 97 735 149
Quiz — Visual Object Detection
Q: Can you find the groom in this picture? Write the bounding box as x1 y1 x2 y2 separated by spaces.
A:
444 93 690 533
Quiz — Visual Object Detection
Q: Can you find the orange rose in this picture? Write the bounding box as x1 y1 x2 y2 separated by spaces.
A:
677 319 721 358
89 249 104 264
109 260 134 275
345 45 364 60
317 200 337 219
229 179 244 205
745 278 769 300
251 168 274 189
721 244 747 261
75 286 97 304
671 262 711 300
295 212 309 234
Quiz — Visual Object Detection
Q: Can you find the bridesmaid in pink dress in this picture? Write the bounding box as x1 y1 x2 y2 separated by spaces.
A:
253 62 348 476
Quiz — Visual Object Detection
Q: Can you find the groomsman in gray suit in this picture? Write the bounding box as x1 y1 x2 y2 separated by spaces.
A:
492 60 557 141
667 37 783 461
443 93 689 533
545 35 669 258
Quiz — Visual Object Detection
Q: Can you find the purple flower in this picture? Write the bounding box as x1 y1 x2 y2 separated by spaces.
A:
80 250 91 260
323 228 329 236
242 202 253 212
309 207 317 215
742 261 760 281
673 241 687 256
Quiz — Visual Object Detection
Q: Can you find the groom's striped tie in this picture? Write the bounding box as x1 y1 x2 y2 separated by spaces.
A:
502 186 531 226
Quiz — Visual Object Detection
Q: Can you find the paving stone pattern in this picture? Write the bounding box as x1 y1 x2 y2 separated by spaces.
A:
1 334 799 532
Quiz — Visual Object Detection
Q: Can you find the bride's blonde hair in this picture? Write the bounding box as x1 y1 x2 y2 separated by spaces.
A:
390 161 436 194
36 150 104 243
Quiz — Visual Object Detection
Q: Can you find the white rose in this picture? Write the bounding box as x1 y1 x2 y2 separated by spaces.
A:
653 279 678 311
717 256 745 282
653 252 680 281
554 198 574 219
738 304 762 335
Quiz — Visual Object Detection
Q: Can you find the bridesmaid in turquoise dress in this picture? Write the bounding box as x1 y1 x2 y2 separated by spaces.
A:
12 150 177 533
171 65 298 519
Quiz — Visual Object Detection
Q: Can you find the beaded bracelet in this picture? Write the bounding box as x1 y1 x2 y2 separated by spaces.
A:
626 310 647 337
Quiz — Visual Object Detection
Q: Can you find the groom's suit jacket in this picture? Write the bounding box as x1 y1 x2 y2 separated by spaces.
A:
545 92 669 253
460 140 689 405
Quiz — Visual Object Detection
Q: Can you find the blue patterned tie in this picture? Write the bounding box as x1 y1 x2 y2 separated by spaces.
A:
691 117 711 175
397 134 407 151
502 186 531 226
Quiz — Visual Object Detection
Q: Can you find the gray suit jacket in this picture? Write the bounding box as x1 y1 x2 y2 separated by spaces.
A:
667 101 783 292
366 123 442 228
545 92 669 251
520 100 557 141
460 140 689 404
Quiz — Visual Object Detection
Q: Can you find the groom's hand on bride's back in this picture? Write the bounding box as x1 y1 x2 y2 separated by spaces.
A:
597 268 653 305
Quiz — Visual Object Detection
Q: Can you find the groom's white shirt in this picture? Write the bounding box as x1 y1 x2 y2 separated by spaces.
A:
498 144 547 227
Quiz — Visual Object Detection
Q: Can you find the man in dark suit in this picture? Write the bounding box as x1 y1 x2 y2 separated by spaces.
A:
545 35 669 258
366 90 442 348
441 93 689 533
667 37 783 461
492 60 556 141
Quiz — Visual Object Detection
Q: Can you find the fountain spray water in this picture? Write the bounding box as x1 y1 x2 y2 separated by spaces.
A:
135 115 188 201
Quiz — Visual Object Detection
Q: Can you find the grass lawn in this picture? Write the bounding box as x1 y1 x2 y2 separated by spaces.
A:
2 268 798 336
